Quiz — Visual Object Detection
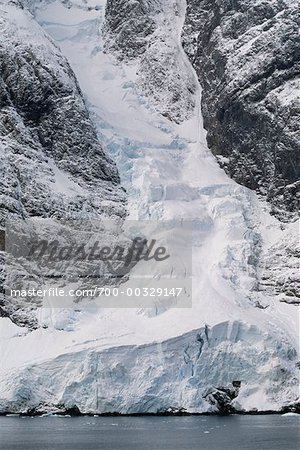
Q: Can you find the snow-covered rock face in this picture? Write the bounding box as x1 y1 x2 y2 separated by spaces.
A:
0 0 126 326
182 0 300 220
103 0 197 122
0 321 298 414
258 222 300 305
0 1 123 220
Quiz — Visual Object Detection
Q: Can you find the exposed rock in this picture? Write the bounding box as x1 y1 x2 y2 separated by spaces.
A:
103 0 197 123
281 401 300 414
103 0 157 59
182 0 300 220
258 223 300 304
204 384 240 414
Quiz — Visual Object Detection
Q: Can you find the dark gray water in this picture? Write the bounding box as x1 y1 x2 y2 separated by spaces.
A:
0 415 299 450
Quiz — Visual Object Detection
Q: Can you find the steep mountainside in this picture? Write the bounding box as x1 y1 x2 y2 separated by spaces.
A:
0 0 126 327
182 0 300 220
0 0 299 415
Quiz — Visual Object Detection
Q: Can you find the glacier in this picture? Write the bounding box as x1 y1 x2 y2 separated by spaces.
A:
0 0 299 414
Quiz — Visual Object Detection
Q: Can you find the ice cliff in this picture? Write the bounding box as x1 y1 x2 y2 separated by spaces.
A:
0 321 298 414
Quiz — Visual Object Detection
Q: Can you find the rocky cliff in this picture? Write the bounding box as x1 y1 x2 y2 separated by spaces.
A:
0 0 126 327
182 0 300 220
103 0 197 122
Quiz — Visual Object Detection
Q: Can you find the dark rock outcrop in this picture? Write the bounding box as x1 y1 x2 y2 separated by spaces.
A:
103 0 157 59
103 0 197 123
204 384 240 414
182 0 300 220
258 226 300 304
